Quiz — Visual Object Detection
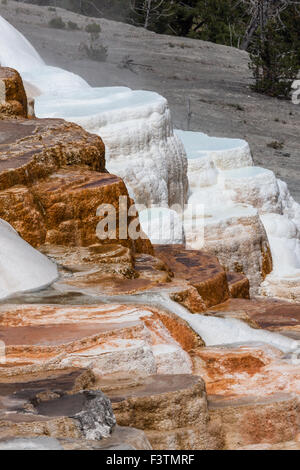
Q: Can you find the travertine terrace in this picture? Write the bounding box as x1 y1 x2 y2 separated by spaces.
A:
0 19 300 451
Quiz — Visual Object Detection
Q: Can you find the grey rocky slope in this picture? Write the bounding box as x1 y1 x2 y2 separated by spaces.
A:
2 1 299 201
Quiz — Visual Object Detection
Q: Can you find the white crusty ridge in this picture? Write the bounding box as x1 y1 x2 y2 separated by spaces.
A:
0 219 58 300
35 87 188 208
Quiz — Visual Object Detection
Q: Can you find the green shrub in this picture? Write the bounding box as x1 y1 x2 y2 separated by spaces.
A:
48 16 66 29
79 42 108 62
81 22 107 61
85 23 101 34
68 21 80 30
267 140 284 150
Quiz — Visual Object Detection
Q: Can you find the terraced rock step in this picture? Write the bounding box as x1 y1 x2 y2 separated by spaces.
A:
1 64 298 452
212 298 300 331
40 243 160 295
209 393 299 449
101 374 221 450
23 243 249 313
27 167 141 249
0 159 150 251
0 68 152 255
0 367 152 449
43 242 239 305
0 367 116 441
0 303 193 377
0 367 94 394
155 244 249 309
192 342 300 397
226 272 250 299
155 245 229 308
0 118 105 189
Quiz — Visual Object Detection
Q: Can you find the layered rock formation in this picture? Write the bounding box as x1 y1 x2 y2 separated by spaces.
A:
0 117 154 254
0 15 300 450
3 14 300 302
0 66 200 449
0 71 294 450
0 67 156 302
104 374 220 450
0 69 59 299
178 130 300 299
0 368 116 441
0 303 194 376
176 131 272 292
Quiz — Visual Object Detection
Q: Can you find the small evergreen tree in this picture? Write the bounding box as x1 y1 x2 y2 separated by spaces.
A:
249 20 299 98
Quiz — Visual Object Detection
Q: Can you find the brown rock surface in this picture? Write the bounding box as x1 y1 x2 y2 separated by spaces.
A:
0 169 142 249
101 373 220 450
0 303 193 377
0 425 152 450
0 68 28 118
154 245 250 311
155 245 230 309
0 118 105 189
211 297 300 330
40 243 135 279
0 367 116 441
191 342 300 401
34 242 239 309
0 66 297 451
238 439 300 450
39 243 162 295
209 393 299 449
226 272 250 299
0 368 95 396
0 67 153 258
